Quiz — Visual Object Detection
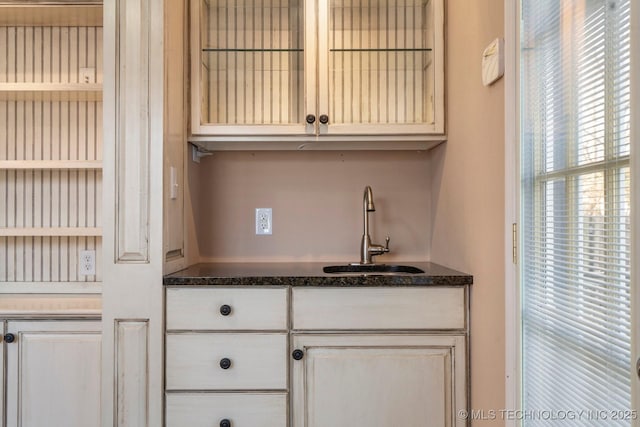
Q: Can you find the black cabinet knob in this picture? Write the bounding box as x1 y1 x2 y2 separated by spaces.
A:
3 333 15 343
220 419 231 427
219 304 232 316
219 358 232 369
306 114 316 124
292 349 304 360
319 114 329 124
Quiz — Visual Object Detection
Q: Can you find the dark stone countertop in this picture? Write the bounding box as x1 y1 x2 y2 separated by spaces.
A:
163 262 473 287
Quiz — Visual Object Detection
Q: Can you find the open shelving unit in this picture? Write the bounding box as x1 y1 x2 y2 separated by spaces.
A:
0 1 103 291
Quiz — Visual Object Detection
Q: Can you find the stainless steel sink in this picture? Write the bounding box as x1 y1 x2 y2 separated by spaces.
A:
323 264 425 274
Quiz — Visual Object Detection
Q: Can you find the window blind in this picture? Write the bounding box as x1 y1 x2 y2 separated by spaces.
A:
521 0 631 424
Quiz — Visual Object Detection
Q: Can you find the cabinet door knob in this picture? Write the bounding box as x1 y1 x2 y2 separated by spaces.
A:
219 358 232 369
220 419 231 427
306 114 316 124
292 349 304 360
219 304 232 316
319 114 329 124
3 333 16 343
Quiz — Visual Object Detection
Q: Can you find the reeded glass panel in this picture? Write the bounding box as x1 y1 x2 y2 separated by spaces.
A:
329 0 434 125
200 0 304 125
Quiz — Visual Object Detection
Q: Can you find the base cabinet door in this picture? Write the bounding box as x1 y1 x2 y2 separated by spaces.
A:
4 320 102 427
291 334 466 427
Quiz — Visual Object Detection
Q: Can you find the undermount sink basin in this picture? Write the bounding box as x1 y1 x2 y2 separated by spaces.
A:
323 264 425 274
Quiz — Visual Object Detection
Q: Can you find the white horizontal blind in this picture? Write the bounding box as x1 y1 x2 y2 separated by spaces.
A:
0 25 103 284
521 0 631 424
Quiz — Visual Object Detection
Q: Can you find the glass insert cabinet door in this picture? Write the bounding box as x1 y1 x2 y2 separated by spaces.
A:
190 0 444 136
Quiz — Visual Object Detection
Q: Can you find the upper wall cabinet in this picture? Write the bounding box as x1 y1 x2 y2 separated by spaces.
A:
190 0 444 149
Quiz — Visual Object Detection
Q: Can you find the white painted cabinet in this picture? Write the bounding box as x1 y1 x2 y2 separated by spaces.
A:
190 0 445 147
165 287 289 427
2 319 102 427
0 3 105 422
165 286 469 427
291 334 465 427
291 287 468 427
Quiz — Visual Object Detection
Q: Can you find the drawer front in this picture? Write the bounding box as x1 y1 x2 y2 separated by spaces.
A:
166 392 287 427
166 333 287 390
292 287 466 330
166 287 288 331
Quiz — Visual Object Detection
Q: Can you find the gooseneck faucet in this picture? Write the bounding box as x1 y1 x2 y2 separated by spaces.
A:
360 186 390 264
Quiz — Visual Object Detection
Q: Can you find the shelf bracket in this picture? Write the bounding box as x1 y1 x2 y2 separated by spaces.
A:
191 144 213 163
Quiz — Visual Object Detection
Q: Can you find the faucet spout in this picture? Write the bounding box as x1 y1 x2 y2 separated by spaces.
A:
363 185 374 237
359 186 390 264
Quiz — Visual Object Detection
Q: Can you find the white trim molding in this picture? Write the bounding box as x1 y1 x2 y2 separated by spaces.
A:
114 0 151 263
504 0 520 426
115 319 150 427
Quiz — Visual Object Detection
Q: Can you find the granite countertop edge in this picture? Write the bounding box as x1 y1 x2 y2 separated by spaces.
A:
163 262 473 287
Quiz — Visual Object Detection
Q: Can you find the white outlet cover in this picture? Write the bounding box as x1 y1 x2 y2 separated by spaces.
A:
79 67 96 84
256 208 272 235
79 250 96 275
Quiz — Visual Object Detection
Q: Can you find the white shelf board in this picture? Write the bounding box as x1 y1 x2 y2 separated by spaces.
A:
0 4 102 27
0 293 102 316
0 227 102 237
0 282 102 295
0 83 102 101
0 160 102 170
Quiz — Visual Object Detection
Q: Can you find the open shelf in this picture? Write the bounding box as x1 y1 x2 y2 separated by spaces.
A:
0 1 104 290
0 227 102 237
0 83 102 101
330 48 432 52
0 4 102 27
203 48 303 52
0 160 102 170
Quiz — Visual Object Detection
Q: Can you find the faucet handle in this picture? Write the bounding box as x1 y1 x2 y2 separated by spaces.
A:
384 236 390 252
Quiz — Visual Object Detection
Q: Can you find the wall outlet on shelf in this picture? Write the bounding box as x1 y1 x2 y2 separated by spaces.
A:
79 67 96 84
79 250 96 275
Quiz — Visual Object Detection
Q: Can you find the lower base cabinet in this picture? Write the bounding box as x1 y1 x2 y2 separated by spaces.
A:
2 319 102 427
291 334 466 427
165 286 469 427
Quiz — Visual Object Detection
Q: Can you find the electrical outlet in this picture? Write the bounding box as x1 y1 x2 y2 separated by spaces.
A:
79 250 96 275
79 67 96 84
256 208 272 235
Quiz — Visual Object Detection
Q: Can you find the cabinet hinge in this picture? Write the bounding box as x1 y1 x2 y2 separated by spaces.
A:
512 223 518 264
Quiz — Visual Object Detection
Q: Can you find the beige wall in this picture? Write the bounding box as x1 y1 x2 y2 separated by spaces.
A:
189 151 432 262
429 0 506 425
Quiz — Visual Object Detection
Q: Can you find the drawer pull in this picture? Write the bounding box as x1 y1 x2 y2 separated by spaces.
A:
305 114 316 124
219 358 232 369
292 349 304 360
3 333 16 344
219 304 232 316
220 419 231 427
319 114 329 124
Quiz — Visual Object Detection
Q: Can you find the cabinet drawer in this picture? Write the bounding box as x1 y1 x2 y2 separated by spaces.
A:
292 287 466 330
166 392 287 427
166 287 288 331
166 333 287 390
